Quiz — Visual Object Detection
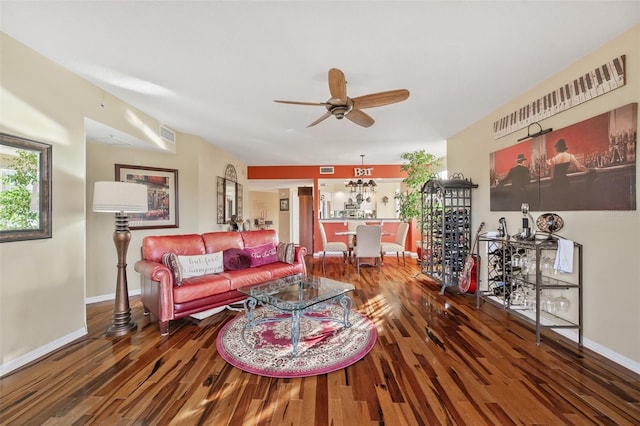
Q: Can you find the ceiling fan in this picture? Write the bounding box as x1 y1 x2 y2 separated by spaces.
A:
274 68 409 128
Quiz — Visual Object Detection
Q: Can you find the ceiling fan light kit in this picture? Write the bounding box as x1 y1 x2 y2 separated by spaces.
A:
275 68 409 128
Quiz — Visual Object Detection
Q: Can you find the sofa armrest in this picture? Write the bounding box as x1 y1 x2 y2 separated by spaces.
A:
294 245 307 261
134 259 171 282
294 245 308 275
134 260 175 323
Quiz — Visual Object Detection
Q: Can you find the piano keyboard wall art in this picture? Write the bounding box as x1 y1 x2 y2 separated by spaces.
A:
493 55 626 139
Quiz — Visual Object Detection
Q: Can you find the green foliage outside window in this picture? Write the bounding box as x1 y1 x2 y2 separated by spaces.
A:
0 150 39 230
395 150 442 227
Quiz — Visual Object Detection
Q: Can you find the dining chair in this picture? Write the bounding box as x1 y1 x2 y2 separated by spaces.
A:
318 222 348 273
380 221 410 265
346 220 359 257
353 225 382 273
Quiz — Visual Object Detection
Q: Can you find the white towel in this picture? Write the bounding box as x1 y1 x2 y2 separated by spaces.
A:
554 238 574 274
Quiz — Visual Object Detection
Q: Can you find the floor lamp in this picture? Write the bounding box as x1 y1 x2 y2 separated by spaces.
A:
93 181 148 337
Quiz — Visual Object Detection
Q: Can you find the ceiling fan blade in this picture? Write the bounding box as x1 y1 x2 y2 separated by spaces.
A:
328 68 347 101
346 109 375 128
307 112 332 127
274 100 327 106
352 89 410 109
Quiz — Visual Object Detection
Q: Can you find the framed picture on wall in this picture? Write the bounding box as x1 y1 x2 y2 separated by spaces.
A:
280 198 289 211
115 164 179 229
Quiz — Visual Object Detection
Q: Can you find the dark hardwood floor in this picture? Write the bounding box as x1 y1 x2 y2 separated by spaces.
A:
1 256 639 425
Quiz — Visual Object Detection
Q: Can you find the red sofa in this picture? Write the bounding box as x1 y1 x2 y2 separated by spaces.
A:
134 230 307 335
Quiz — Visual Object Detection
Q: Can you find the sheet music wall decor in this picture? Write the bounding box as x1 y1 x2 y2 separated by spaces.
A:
493 55 626 139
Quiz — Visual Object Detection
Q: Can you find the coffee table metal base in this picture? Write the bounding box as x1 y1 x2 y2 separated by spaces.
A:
243 295 352 357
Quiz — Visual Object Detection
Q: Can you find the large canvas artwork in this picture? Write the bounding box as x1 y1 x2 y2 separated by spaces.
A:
490 103 637 211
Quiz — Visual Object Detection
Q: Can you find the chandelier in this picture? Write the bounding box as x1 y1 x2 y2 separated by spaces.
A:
345 155 377 205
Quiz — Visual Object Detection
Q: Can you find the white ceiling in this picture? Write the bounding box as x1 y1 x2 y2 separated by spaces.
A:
2 1 639 171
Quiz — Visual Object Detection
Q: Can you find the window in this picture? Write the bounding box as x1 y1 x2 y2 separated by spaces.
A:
0 133 52 242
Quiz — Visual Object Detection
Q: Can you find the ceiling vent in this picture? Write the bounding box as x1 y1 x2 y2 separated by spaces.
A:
159 125 176 144
319 166 334 175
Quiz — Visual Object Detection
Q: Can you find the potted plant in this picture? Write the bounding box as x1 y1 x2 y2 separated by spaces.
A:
395 150 442 225
395 150 442 260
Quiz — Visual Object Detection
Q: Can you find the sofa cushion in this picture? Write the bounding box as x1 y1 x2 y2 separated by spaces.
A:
143 234 206 263
276 242 296 264
224 268 273 291
180 252 224 277
162 252 223 285
241 229 278 249
162 252 183 285
173 273 232 304
245 243 278 267
260 262 305 281
202 231 244 253
223 248 252 271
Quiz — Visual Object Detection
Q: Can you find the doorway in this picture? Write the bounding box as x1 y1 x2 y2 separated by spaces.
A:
298 187 313 254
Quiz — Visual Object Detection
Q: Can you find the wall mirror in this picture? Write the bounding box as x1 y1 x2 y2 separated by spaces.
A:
0 133 52 242
217 164 242 224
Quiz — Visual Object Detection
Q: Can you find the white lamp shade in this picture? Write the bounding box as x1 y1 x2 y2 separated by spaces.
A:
93 181 149 213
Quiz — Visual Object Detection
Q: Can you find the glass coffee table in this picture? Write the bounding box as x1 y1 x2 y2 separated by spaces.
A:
237 274 355 357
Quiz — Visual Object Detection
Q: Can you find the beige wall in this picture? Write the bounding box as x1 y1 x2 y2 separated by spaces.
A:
448 25 640 368
1 33 88 373
247 188 298 244
278 188 292 243
248 191 280 231
0 33 246 374
197 146 247 233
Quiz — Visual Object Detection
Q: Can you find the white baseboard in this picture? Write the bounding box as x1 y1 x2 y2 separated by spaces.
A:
487 296 640 374
1 289 142 377
0 328 87 377
85 288 141 305
554 329 640 374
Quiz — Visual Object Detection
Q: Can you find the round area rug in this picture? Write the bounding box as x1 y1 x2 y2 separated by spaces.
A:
216 305 377 378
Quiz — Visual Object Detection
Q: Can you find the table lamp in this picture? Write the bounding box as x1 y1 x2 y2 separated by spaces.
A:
93 181 148 336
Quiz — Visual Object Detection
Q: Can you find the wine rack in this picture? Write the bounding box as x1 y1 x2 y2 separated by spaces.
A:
476 235 583 346
484 242 526 301
419 174 477 294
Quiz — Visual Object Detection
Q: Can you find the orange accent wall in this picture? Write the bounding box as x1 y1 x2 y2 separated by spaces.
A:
248 164 414 254
248 164 407 180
